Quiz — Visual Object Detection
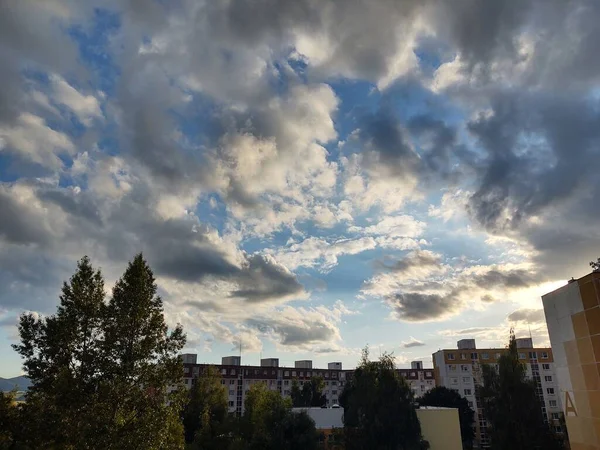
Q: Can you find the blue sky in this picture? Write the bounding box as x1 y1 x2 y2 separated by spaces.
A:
1 0 600 377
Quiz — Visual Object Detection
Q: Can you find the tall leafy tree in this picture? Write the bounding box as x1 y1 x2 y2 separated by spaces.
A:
99 253 187 449
12 254 187 449
12 256 106 447
478 331 563 450
0 391 19 449
340 348 424 450
290 376 326 408
418 386 475 449
182 366 228 447
239 384 318 450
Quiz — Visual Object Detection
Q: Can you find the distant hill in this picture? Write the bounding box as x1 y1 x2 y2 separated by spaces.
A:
0 376 31 392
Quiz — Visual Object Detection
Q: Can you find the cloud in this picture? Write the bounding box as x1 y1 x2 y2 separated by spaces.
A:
402 336 426 348
390 292 461 322
507 308 545 324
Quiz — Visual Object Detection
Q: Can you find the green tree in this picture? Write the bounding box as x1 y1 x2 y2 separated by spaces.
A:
182 366 228 448
12 256 106 448
478 331 563 450
339 347 424 450
99 253 187 449
12 254 187 449
239 383 318 450
418 386 475 449
0 391 19 449
290 376 326 408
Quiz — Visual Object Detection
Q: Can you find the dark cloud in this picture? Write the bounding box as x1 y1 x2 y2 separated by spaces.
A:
230 255 305 303
402 338 425 348
245 314 337 347
37 189 103 227
0 189 51 246
380 250 442 275
471 269 537 289
390 292 459 322
507 308 545 324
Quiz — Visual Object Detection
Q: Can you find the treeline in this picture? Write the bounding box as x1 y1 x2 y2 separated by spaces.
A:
0 256 569 449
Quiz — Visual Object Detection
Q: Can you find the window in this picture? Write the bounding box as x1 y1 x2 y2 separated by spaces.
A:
427 380 433 385
553 426 562 433
471 352 478 360
547 388 555 395
447 353 455 360
221 369 227 375
549 400 557 407
332 390 337 395
229 380 235 385
461 365 469 372
460 353 467 360
464 389 472 396
325 381 329 386
451 377 458 384
541 352 549 359
292 371 296 377
229 390 234 395
481 353 489 360
518 353 526 359
300 372 303 377
495 353 502 359
307 372 311 377
332 372 338 378
184 367 190 374
411 372 416 377
550 412 560 420
542 363 550 370
228 401 234 407
545 375 553 382
220 380 225 385
463 377 470 383
284 371 289 376
529 352 537 359
332 381 337 386
325 372 329 378
230 369 236 375
449 365 457 371
468 401 474 408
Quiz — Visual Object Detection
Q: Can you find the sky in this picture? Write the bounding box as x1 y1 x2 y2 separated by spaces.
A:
1 0 600 378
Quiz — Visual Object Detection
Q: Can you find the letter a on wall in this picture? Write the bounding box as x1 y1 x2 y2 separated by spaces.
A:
564 391 577 417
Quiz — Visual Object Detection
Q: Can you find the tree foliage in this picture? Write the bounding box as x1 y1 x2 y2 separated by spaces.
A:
182 366 229 448
418 386 475 449
290 376 326 408
12 254 186 450
590 257 600 272
239 383 318 450
478 331 563 450
339 347 424 450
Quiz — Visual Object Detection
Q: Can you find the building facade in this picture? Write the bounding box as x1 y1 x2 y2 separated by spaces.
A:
433 338 563 448
181 355 436 415
543 271 600 450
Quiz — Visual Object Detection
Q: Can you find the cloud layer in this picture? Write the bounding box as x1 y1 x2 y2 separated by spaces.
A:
1 0 599 367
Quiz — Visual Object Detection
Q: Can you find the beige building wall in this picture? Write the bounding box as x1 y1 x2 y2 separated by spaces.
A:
416 407 462 450
543 272 600 450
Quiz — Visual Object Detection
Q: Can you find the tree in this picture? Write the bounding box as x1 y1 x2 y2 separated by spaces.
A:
418 386 475 449
239 383 318 450
182 366 228 448
0 391 19 449
290 376 326 408
99 253 187 449
339 347 424 450
12 254 187 449
12 256 106 447
590 257 600 272
478 331 563 450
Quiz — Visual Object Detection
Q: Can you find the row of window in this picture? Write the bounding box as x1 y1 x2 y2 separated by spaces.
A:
447 351 549 360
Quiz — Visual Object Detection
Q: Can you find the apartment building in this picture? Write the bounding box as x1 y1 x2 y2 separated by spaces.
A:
542 271 600 449
433 338 562 448
181 355 436 415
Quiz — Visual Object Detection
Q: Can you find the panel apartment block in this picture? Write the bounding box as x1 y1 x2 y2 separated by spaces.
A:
433 339 562 448
543 271 600 450
182 357 436 415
